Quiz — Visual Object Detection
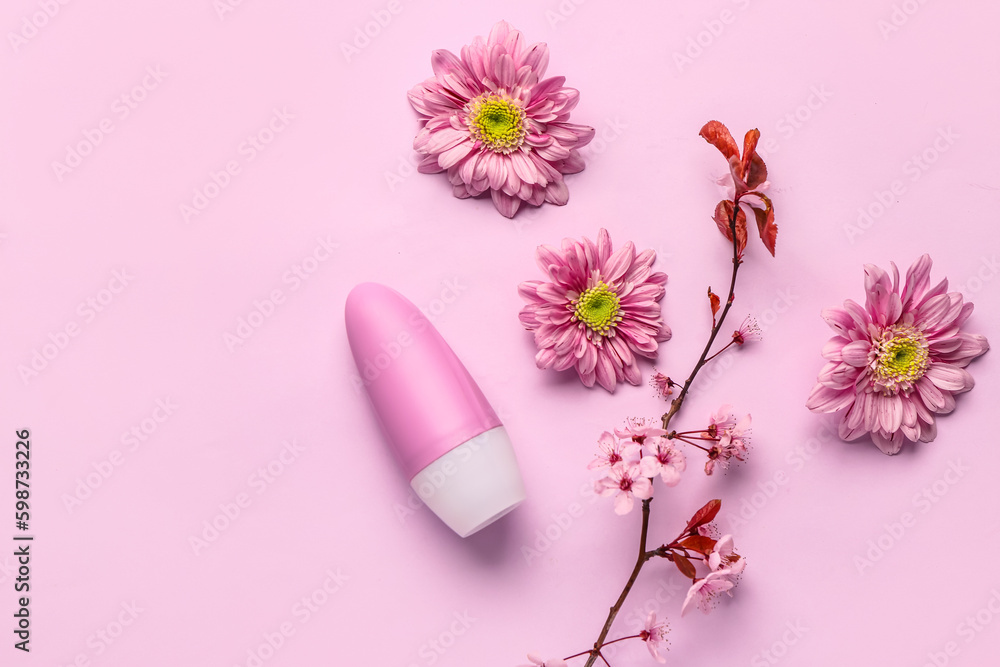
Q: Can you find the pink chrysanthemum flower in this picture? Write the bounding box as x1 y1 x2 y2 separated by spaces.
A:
595 463 653 515
640 612 670 663
806 255 989 455
518 229 672 392
407 21 595 218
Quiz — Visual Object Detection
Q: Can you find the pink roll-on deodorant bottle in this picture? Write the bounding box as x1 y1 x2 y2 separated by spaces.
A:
345 282 526 537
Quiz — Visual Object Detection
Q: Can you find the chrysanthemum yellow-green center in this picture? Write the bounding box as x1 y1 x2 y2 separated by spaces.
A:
573 282 622 337
467 94 526 154
872 325 929 393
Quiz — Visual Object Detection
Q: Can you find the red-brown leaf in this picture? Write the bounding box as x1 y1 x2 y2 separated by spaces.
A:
734 207 748 256
727 158 749 195
699 121 739 162
708 288 721 325
750 194 777 257
684 499 722 533
714 200 747 255
713 200 734 242
740 128 760 182
746 151 768 190
674 553 697 580
680 535 717 554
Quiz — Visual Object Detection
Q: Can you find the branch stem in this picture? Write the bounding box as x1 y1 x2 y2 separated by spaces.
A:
661 197 745 432
577 196 747 666
581 499 653 667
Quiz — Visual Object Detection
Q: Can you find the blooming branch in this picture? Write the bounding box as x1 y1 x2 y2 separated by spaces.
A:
522 123 774 666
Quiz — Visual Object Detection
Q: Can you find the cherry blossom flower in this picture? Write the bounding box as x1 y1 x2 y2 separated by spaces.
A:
732 316 761 345
704 404 736 438
704 432 748 476
519 654 567 667
615 417 667 445
595 463 653 515
408 21 594 218
588 431 641 471
649 370 675 399
639 612 670 663
806 255 989 454
680 571 735 616
703 408 751 475
639 437 686 486
720 557 746 582
697 523 719 539
708 534 739 571
518 229 671 391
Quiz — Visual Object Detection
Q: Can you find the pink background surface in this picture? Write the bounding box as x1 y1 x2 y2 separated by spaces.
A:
2 1 999 665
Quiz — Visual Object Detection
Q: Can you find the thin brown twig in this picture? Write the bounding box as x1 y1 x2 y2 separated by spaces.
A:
661 198 744 431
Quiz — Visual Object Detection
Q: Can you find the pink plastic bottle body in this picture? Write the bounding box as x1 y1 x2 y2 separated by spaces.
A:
345 282 502 479
346 283 525 536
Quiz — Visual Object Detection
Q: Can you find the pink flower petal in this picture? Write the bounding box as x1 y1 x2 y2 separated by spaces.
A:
821 307 855 338
517 42 549 77
924 363 974 393
841 340 871 367
939 333 989 367
543 179 569 205
594 351 617 392
901 254 933 308
613 491 634 515
871 430 903 455
490 188 521 218
438 141 475 169
806 384 855 413
631 476 653 499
